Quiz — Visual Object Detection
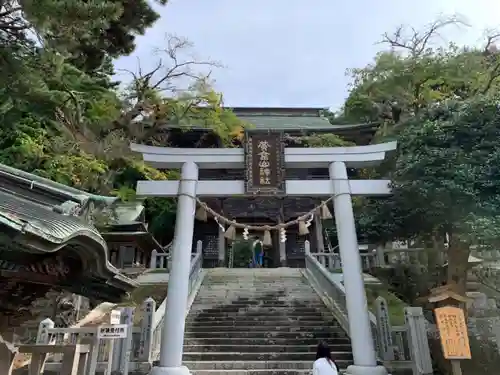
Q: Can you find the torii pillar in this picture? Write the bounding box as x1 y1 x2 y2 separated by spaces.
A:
133 138 396 375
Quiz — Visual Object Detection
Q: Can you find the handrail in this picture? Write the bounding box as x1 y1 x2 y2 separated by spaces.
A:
152 241 203 330
304 243 432 372
149 242 173 269
304 248 377 335
150 240 204 359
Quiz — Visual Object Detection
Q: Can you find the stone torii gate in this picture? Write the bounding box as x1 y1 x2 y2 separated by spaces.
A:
132 135 397 375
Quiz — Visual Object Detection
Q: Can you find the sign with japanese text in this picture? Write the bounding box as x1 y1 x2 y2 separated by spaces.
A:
245 131 285 195
435 306 471 360
97 324 128 339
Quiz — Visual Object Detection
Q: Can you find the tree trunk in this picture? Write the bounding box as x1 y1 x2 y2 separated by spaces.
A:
431 238 470 375
446 239 471 299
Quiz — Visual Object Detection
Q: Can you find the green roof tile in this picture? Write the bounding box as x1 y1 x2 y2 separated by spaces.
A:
238 115 334 130
0 162 144 224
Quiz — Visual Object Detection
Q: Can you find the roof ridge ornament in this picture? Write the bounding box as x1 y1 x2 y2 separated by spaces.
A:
53 201 83 216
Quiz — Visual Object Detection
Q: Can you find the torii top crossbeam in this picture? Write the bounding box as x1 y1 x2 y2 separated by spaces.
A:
130 141 397 169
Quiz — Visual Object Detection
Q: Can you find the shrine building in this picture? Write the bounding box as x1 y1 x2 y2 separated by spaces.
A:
0 163 161 321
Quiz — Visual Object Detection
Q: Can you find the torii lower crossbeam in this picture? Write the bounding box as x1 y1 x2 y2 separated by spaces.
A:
137 179 391 197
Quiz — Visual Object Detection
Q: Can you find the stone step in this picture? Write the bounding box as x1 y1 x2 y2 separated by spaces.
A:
192 301 323 307
186 320 336 327
200 282 310 286
184 331 347 339
204 285 310 288
190 301 325 308
185 315 332 323
184 337 351 346
204 280 306 283
202 283 308 287
197 292 314 295
193 297 324 307
200 290 311 293
182 360 352 370
190 370 314 375
200 282 310 285
184 325 344 333
191 311 333 318
189 306 329 313
205 274 304 278
204 274 305 277
183 351 353 362
194 294 318 299
197 280 313 291
193 296 321 301
183 344 352 353
205 275 303 279
205 280 307 283
197 292 318 295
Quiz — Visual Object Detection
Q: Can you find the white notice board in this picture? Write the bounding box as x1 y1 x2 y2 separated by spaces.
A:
97 324 128 339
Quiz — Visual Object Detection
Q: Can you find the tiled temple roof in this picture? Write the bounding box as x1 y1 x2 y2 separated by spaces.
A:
0 163 137 308
230 107 379 145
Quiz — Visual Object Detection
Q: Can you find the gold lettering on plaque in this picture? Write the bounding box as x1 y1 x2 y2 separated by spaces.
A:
257 140 271 185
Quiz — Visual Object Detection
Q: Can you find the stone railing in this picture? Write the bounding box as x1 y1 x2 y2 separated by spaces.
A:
33 304 153 374
28 242 205 374
311 251 376 272
303 241 432 375
316 247 449 272
149 249 171 270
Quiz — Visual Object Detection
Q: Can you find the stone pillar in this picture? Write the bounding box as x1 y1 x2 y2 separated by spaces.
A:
151 161 198 375
314 213 325 252
218 224 225 267
329 161 387 375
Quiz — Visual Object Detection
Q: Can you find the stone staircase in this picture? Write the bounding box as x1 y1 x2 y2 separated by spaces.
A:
183 268 353 375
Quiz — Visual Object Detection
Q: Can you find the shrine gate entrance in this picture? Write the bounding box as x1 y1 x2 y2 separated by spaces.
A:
132 131 396 375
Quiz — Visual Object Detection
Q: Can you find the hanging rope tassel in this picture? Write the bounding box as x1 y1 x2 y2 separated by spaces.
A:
224 224 236 241
320 202 333 220
298 220 309 235
228 244 234 268
195 205 208 221
263 230 272 247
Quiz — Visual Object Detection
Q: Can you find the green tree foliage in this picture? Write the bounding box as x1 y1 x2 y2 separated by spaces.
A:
341 17 500 295
230 240 255 268
0 1 245 244
386 96 500 291
1 0 168 71
340 21 500 374
344 16 500 133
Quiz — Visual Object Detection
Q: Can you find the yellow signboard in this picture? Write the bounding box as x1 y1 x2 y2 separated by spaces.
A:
435 306 471 360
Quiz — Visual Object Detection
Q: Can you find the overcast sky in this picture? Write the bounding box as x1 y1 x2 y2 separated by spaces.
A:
114 0 500 111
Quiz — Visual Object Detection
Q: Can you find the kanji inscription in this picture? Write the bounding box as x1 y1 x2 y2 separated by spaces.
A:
245 131 285 195
435 306 471 360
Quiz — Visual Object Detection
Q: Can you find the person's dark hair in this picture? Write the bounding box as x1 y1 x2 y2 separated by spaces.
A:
315 342 338 370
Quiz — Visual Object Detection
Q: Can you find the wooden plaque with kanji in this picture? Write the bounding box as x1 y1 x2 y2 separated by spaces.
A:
435 306 471 360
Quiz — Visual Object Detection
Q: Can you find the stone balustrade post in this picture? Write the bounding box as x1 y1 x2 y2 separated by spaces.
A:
150 249 158 269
